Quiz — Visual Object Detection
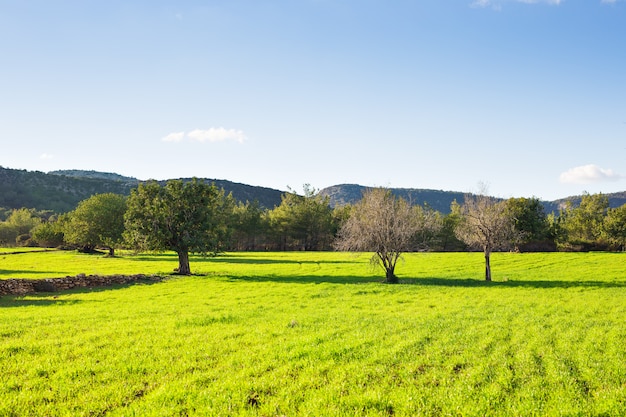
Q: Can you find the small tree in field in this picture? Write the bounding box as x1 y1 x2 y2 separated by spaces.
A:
603 204 626 251
64 193 127 256
0 208 41 246
334 188 437 283
559 192 609 250
269 185 335 250
124 178 230 275
455 192 516 281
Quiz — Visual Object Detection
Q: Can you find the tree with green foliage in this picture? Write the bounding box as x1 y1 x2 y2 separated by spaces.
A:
64 193 127 256
504 197 553 251
230 200 267 251
435 200 466 251
124 179 231 275
269 185 335 250
559 192 609 250
331 203 352 239
334 188 435 283
603 204 626 251
31 214 67 248
455 192 516 281
0 208 42 246
409 204 443 251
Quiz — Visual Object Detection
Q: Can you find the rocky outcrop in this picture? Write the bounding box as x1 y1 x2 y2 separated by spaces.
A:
0 274 163 296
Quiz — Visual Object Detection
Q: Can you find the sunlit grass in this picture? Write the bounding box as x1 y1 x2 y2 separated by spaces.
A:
1 251 626 416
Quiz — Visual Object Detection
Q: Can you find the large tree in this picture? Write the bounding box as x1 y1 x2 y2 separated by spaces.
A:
64 193 127 256
603 204 626 251
268 185 335 250
31 214 67 248
559 192 608 250
124 179 231 275
334 188 439 283
504 197 552 251
229 200 267 251
0 208 42 246
435 200 466 252
455 192 516 281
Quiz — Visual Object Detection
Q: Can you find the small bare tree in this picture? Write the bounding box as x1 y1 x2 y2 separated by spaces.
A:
334 188 440 283
455 191 516 281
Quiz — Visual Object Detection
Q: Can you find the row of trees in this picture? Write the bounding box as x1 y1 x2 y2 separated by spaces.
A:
1 179 625 280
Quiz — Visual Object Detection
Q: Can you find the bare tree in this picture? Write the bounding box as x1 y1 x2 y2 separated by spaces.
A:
455 191 516 281
334 188 440 283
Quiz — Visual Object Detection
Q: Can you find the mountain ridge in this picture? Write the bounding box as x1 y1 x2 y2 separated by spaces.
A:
2 166 626 214
0 166 283 212
319 184 626 214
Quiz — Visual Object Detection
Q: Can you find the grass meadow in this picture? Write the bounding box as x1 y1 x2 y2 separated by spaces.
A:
1 250 626 416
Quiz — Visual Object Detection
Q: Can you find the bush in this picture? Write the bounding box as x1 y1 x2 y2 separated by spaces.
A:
31 222 65 248
0 223 17 246
16 234 36 247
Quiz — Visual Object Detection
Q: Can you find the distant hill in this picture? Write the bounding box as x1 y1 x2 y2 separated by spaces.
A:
3 166 626 215
50 170 285 210
549 192 626 212
0 167 284 213
319 184 626 215
0 167 137 213
173 178 284 210
49 170 139 185
319 184 467 214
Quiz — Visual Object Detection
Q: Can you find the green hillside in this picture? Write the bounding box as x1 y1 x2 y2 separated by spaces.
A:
3 166 626 215
319 184 467 213
0 167 135 213
0 167 284 213
319 184 626 214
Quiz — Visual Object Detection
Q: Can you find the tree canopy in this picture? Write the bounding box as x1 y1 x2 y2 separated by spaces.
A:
455 192 516 281
603 204 626 251
334 188 440 283
558 192 609 250
64 193 127 256
269 185 335 251
124 179 231 275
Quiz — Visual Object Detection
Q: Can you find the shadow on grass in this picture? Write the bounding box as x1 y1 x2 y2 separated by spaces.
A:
130 253 357 265
0 249 56 255
0 270 67 278
224 274 381 285
401 277 626 289
224 274 626 289
0 297 83 307
205 257 357 265
0 280 164 308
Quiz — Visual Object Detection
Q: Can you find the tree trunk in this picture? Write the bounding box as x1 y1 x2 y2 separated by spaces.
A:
484 251 492 281
385 268 398 284
107 247 115 257
177 250 191 275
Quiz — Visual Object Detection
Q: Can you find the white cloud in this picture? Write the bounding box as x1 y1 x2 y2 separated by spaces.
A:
559 164 623 184
471 0 562 7
162 128 248 144
40 153 54 160
187 128 247 143
162 131 185 142
517 0 562 4
471 0 492 7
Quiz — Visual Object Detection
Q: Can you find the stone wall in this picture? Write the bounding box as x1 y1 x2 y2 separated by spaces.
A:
0 274 164 296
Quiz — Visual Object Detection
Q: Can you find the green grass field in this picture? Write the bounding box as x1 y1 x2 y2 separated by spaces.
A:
1 251 625 416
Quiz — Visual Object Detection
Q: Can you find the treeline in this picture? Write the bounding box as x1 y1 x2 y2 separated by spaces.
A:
1 182 625 254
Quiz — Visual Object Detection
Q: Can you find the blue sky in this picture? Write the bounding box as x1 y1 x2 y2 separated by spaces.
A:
1 0 625 201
